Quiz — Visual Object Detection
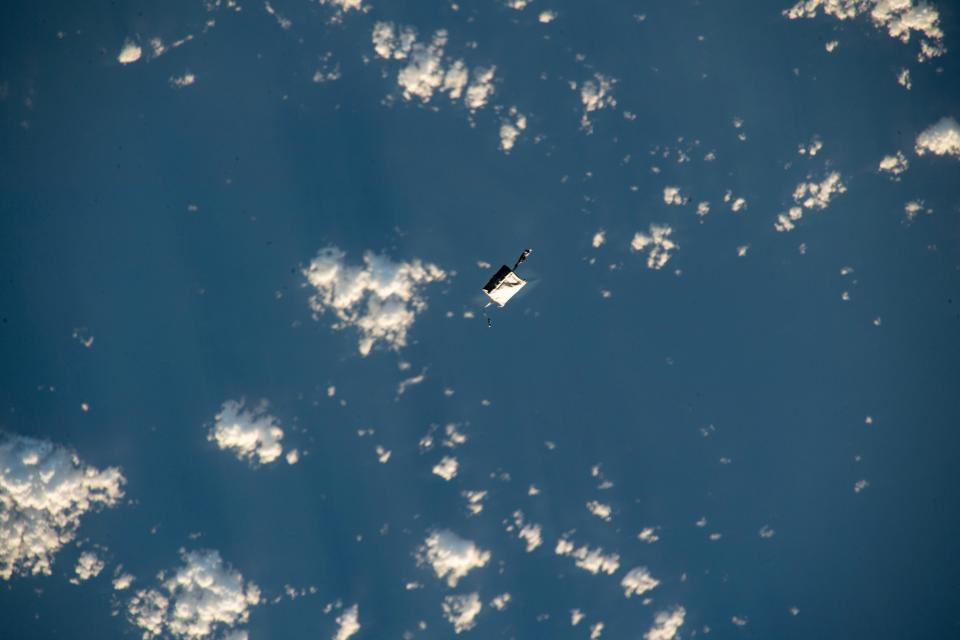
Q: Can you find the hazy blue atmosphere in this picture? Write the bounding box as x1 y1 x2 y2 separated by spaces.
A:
1 1 959 639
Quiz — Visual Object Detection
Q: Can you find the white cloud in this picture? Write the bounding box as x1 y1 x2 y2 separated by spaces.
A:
114 570 135 591
490 592 511 610
432 456 459 481
169 72 196 89
462 490 487 515
442 593 482 633
586 500 612 521
730 196 747 212
758 525 776 539
285 449 300 465
798 136 823 156
897 67 912 89
590 622 605 639
70 550 105 584
539 10 557 23
373 23 496 111
592 229 606 248
333 604 360 640
555 538 620 575
621 566 659 598
571 609 585 625
904 199 928 221
854 478 869 493
644 606 686 640
127 549 260 640
208 399 284 465
417 530 490 587
696 201 710 217
776 172 846 232
662 186 686 206
638 527 659 543
322 0 363 13
506 0 531 8
784 0 945 62
631 224 678 270
264 2 292 30
915 116 960 158
509 511 543 552
499 107 527 153
118 39 142 64
303 246 446 357
0 434 125 580
878 151 909 178
578 73 616 132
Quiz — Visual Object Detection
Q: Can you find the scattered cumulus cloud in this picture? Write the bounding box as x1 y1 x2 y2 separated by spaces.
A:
432 456 459 481
663 186 687 206
645 606 686 640
126 549 260 640
303 246 446 357
592 229 606 248
879 151 909 178
169 72 196 89
897 67 912 89
638 527 660 543
631 224 678 269
578 73 616 132
621 566 659 598
499 106 527 152
915 117 960 158
70 550 105 584
118 39 143 64
775 172 846 232
208 399 284 465
555 537 620 575
417 530 490 587
442 593 482 633
586 500 612 521
0 433 125 580
508 511 543 551
263 1 292 30
333 604 360 640
372 23 496 111
539 10 557 23
784 0 945 61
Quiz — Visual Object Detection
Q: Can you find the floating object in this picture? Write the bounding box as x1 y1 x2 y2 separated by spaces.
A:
481 249 533 326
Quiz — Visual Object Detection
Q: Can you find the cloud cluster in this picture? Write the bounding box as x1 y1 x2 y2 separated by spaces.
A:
303 247 447 356
442 593 482 633
499 107 527 153
662 186 687 206
555 538 620 575
878 151 909 178
0 433 125 580
508 511 543 552
71 550 106 584
645 606 686 640
127 549 260 640
117 39 143 64
333 604 360 640
208 399 285 465
621 566 659 597
784 0 945 61
372 23 496 111
630 225 678 270
775 172 846 232
578 73 616 132
417 530 490 587
915 116 960 158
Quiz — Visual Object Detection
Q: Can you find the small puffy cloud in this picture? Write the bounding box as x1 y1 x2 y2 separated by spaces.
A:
897 67 912 89
555 538 620 575
432 456 459 481
264 2 292 30
442 593 482 634
915 116 960 158
462 490 486 516
285 449 300 465
586 500 612 521
776 172 846 232
592 229 606 248
508 511 543 552
70 550 105 584
578 73 616 132
784 0 945 62
417 530 490 587
878 151 909 178
499 106 527 153
854 478 869 493
118 39 142 64
758 525 776 539
798 136 823 156
114 570 136 591
0 433 125 580
373 23 496 112
621 566 659 598
539 10 557 23
490 592 511 610
590 622 605 639
169 72 196 89
904 199 929 221
208 399 284 465
127 549 260 640
303 246 446 357
638 527 659 543
662 186 687 206
645 606 686 640
333 604 360 640
506 0 531 8
696 201 710 217
322 0 363 13
631 224 678 270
